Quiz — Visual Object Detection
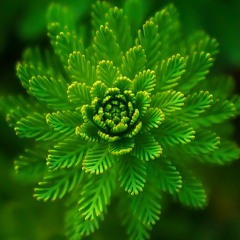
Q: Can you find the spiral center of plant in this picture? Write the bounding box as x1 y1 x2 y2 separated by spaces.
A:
90 87 141 141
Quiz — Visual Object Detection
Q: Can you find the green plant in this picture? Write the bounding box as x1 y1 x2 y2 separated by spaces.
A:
1 1 240 239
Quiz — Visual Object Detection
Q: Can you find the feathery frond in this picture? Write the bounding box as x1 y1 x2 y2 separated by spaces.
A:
29 75 69 110
34 168 83 201
118 155 146 195
175 173 207 208
129 180 162 225
82 142 117 174
152 90 185 114
153 120 195 146
67 51 96 84
47 137 90 170
156 159 182 194
121 45 146 79
79 171 116 220
132 133 162 161
155 54 186 91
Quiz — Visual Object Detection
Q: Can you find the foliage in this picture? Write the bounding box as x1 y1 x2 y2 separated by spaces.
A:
1 1 240 240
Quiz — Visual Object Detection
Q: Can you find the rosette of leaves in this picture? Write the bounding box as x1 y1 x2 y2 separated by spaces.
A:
1 1 240 240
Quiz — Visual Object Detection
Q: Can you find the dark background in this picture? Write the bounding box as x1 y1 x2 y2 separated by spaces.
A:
0 0 240 239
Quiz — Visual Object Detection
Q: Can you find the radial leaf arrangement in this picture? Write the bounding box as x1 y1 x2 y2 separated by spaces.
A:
1 1 240 240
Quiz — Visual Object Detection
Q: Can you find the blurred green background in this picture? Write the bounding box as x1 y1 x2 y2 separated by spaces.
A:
0 0 240 239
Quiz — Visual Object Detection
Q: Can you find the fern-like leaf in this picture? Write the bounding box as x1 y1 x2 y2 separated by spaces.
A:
79 171 116 220
121 45 146 79
176 91 213 119
46 110 82 135
175 173 207 208
14 146 48 182
65 199 104 239
67 51 96 85
155 54 186 91
135 91 151 116
67 82 92 107
106 6 132 52
140 108 164 132
193 99 236 127
155 159 182 194
152 4 181 57
96 60 120 87
15 112 60 141
47 3 75 33
198 141 240 165
29 75 69 110
83 142 117 174
151 90 185 114
48 29 83 64
113 76 132 91
130 181 162 225
153 120 195 146
109 138 135 156
91 1 110 31
131 134 162 161
93 25 122 66
47 138 90 170
179 52 214 93
34 168 83 201
0 95 43 128
137 20 161 69
187 31 219 57
118 155 146 195
124 213 152 240
90 81 108 99
132 69 156 94
16 63 43 91
179 131 220 155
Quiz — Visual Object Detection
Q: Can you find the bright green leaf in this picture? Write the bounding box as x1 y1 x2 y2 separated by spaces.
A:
91 1 110 31
176 91 213 119
83 142 117 174
14 146 48 182
152 90 185 114
137 20 161 69
113 76 132 91
179 52 214 93
47 137 90 170
157 159 182 194
135 91 151 116
132 134 162 161
153 120 195 146
67 81 92 107
155 54 186 91
140 108 164 132
96 60 120 86
198 141 240 165
67 51 96 84
132 70 156 94
46 110 83 135
93 25 122 66
34 168 83 201
29 75 69 110
193 99 236 127
121 45 146 79
109 138 135 156
179 131 220 155
118 155 146 195
106 7 132 51
79 170 116 220
15 112 61 141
